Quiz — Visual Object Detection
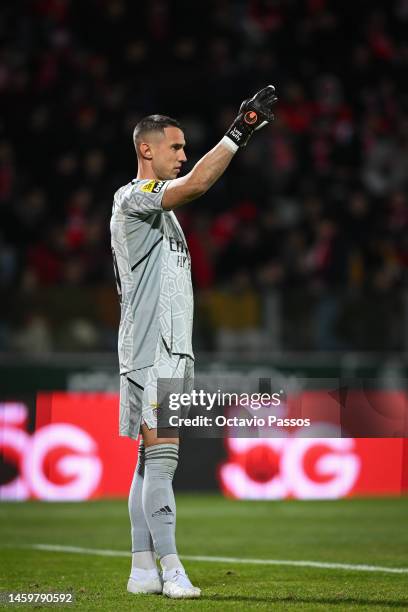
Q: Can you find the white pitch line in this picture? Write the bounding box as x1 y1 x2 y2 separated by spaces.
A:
33 544 129 557
31 544 408 575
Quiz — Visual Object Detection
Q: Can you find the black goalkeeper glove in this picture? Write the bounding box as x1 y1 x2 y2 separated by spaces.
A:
224 85 278 149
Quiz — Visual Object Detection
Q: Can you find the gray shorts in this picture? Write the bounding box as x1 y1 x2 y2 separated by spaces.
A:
119 337 194 440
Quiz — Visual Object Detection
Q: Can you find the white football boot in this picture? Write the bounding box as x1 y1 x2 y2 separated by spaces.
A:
162 567 201 599
127 568 163 595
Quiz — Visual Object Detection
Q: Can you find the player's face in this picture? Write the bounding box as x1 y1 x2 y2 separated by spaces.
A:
151 127 187 180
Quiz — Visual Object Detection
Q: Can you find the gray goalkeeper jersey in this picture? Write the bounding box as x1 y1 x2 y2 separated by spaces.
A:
110 178 194 373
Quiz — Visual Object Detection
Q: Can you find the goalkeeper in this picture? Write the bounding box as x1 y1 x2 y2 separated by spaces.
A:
110 86 278 599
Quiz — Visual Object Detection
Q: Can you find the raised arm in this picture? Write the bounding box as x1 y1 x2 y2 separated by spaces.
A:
162 85 278 210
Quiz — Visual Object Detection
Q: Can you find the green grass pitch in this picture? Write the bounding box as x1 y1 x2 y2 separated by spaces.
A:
0 494 407 610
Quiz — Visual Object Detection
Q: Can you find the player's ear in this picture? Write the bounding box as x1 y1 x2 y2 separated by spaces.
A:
139 142 153 161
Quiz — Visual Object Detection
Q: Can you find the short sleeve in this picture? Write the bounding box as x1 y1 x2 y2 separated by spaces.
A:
119 179 169 216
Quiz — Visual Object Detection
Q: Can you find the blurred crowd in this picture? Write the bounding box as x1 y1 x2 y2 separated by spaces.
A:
1 0 408 352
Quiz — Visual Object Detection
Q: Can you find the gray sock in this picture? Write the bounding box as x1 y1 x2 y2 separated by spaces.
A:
128 441 154 554
142 443 179 559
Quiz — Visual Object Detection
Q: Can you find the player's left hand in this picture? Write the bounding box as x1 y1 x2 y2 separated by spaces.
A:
225 85 278 149
240 85 278 127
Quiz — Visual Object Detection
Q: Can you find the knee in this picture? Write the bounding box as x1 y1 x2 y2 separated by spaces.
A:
136 440 145 476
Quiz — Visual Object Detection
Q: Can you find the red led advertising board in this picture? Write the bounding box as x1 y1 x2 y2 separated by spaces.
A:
0 392 407 500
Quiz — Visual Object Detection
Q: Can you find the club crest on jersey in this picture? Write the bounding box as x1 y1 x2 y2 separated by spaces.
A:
140 180 166 193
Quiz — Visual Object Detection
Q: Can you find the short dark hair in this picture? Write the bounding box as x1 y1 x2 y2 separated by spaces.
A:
133 114 182 150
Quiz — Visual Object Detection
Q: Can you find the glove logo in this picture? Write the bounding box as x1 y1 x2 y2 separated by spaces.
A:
244 111 258 125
